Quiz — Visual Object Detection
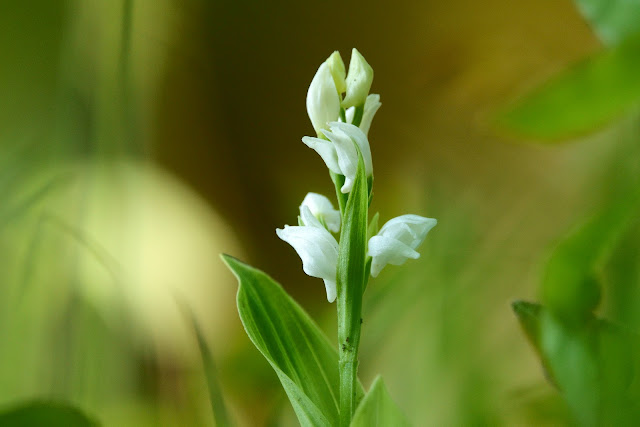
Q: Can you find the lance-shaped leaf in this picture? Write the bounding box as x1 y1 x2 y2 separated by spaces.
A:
495 35 640 140
222 255 343 426
350 376 410 426
0 401 99 426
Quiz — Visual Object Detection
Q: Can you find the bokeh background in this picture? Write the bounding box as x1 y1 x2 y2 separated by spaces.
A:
2 0 639 425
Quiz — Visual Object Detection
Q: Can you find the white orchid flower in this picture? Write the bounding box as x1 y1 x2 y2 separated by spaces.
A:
300 192 341 233
344 94 381 136
367 214 437 277
302 122 373 193
276 205 340 302
307 61 341 136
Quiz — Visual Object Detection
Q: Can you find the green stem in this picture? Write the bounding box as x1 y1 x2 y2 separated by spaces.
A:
351 105 365 128
338 290 362 426
336 149 368 426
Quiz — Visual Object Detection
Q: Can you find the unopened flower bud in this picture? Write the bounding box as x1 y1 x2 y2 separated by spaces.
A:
341 48 374 109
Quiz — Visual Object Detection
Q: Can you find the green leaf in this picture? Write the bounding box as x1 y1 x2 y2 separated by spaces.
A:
496 36 640 140
222 255 342 426
541 191 640 321
350 376 410 426
0 401 99 426
336 149 369 424
574 0 640 45
512 302 640 424
184 308 233 427
511 300 542 349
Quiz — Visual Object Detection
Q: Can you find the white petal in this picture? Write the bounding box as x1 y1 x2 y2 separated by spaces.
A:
359 94 381 136
367 215 436 277
344 106 355 124
323 279 337 303
301 193 341 233
306 62 340 135
300 205 324 229
302 136 341 174
330 122 373 177
378 215 437 249
341 176 355 194
323 127 358 193
276 225 339 301
368 235 420 277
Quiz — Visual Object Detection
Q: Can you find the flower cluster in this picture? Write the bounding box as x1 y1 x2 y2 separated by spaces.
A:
277 49 437 302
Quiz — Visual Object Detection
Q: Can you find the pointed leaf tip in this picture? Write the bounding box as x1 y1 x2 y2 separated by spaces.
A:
351 376 411 426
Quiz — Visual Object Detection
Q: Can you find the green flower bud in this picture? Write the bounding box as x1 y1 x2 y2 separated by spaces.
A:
341 48 374 109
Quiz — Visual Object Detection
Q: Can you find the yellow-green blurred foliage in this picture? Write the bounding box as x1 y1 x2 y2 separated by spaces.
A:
1 0 639 425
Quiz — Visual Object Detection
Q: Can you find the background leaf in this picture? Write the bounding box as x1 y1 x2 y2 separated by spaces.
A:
512 301 640 424
574 0 640 45
540 189 640 320
0 401 98 426
222 254 345 426
350 376 410 426
184 307 233 427
495 36 640 140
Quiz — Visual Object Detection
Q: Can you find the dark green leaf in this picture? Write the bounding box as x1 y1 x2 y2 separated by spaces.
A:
496 36 640 140
575 0 640 45
0 401 98 426
222 255 343 426
350 376 410 427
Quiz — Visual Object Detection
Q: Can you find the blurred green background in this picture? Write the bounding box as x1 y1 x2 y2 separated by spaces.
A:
2 0 639 425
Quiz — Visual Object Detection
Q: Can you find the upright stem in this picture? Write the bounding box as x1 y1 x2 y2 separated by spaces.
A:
338 288 362 426
335 146 368 426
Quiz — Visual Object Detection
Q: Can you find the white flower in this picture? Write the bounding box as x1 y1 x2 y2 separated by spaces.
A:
344 94 381 136
342 48 374 109
276 205 339 302
306 62 341 135
301 122 373 193
367 214 437 277
300 192 341 233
